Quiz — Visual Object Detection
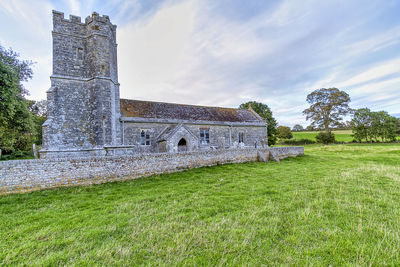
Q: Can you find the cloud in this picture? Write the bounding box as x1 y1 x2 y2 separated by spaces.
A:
65 0 81 15
1 0 399 127
343 25 400 55
114 0 400 127
338 57 400 88
118 0 198 101
0 0 53 39
0 0 54 100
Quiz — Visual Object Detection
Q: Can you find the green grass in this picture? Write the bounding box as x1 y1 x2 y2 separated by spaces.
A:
293 130 354 142
1 144 400 265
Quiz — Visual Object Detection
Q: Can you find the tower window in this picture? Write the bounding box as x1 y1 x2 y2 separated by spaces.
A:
200 128 210 145
76 47 83 60
140 130 151 146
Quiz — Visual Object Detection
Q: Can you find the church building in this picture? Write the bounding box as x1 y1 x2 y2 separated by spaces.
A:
40 11 267 158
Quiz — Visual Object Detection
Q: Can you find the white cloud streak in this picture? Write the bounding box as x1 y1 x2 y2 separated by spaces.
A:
1 0 399 126
66 0 81 15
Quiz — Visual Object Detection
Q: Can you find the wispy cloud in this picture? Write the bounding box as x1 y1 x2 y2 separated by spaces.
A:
1 0 399 126
65 0 81 15
0 0 54 100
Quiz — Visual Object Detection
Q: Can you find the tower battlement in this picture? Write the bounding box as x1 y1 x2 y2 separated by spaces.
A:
52 10 116 38
52 10 112 25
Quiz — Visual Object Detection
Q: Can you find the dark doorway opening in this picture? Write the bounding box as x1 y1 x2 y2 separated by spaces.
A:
178 138 187 152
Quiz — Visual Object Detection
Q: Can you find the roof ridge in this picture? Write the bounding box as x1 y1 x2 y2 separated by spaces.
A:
119 98 264 123
120 98 242 111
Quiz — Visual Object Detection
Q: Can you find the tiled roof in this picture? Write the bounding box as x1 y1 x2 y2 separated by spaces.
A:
120 99 263 123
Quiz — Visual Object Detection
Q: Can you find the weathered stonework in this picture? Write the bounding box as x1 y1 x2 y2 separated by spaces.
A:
0 147 304 195
42 11 121 155
40 11 268 158
0 11 304 195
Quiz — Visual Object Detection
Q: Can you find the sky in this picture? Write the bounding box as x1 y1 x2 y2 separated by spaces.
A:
0 0 399 127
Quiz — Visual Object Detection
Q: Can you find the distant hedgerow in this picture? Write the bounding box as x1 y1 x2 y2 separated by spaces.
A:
280 139 316 145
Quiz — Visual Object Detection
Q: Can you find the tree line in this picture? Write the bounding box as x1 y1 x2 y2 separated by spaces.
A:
276 88 399 144
1 45 398 157
0 45 46 156
352 108 398 142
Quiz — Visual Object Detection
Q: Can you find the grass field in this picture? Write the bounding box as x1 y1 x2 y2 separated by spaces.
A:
292 130 354 142
1 144 400 265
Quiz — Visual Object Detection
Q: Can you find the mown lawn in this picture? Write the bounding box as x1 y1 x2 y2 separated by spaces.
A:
292 130 354 142
1 144 400 265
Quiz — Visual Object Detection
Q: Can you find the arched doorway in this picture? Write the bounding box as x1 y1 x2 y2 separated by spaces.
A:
178 138 187 152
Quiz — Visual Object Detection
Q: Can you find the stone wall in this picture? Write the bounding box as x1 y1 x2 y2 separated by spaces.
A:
122 122 267 152
0 147 303 195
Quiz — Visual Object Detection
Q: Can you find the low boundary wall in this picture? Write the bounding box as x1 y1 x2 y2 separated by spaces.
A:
0 147 303 195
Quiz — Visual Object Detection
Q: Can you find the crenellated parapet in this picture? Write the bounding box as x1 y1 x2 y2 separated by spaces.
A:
52 10 116 34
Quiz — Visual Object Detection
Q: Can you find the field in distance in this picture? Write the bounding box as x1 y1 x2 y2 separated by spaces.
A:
292 130 354 142
1 144 400 265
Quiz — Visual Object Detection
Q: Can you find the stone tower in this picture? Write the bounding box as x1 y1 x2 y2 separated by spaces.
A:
41 11 121 157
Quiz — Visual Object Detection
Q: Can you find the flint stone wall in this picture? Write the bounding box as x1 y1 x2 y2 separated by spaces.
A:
0 147 304 195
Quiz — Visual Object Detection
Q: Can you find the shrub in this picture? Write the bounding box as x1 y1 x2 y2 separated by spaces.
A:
280 139 316 145
277 126 293 139
316 131 335 144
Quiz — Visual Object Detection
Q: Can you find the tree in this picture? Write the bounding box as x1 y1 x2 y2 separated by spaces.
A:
377 112 397 142
0 45 34 153
303 88 351 133
27 100 47 145
305 125 314 131
277 126 293 139
292 124 304 132
352 108 372 142
352 108 397 142
397 118 400 135
0 46 33 97
239 101 278 145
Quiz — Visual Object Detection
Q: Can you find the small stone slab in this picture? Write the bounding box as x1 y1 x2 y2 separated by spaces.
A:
269 150 280 162
257 151 268 163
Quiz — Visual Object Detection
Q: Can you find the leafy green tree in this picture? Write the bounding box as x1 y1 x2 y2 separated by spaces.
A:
352 108 397 142
369 111 397 142
305 125 314 131
303 88 351 133
27 100 47 145
397 118 400 135
277 126 293 139
0 45 34 153
352 108 372 142
239 101 278 145
292 124 304 132
379 112 397 142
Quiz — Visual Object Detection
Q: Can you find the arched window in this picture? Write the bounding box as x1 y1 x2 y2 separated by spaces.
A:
140 130 151 145
238 132 244 143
